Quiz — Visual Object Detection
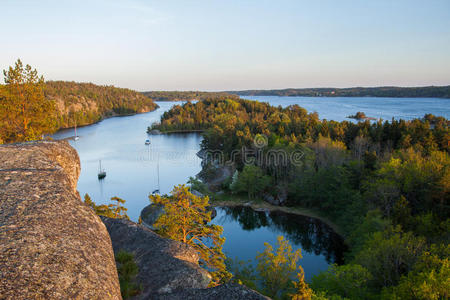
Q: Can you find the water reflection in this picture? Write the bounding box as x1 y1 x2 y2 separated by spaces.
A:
215 206 346 265
268 211 346 265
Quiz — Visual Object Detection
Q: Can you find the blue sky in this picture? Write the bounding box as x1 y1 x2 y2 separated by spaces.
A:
1 0 449 91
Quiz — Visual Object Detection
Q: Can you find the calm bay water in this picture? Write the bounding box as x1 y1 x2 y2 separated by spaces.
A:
52 101 203 221
244 95 450 121
52 96 449 280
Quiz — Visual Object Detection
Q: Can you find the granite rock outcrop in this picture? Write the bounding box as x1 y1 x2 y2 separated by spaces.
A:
0 141 121 299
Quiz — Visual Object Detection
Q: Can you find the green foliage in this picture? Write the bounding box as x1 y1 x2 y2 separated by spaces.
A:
116 250 141 299
0 59 57 143
290 269 314 300
345 210 390 260
150 185 231 285
311 264 372 299
289 166 359 217
256 236 305 299
226 258 258 290
225 237 315 299
187 176 210 195
364 149 449 220
354 226 427 289
142 90 240 101
84 193 129 219
151 98 450 299
45 80 158 128
381 244 450 300
231 165 272 199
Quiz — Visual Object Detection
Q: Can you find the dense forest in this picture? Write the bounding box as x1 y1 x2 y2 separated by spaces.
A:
142 90 240 101
151 98 449 299
46 81 158 128
231 85 450 98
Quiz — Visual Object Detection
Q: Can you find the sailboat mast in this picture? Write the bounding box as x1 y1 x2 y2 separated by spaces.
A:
157 154 160 191
73 115 79 140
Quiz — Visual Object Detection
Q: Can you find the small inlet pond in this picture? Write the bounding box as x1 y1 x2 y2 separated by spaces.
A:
212 206 346 281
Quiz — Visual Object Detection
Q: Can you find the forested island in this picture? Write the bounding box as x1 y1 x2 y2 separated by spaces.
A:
230 85 450 98
142 90 240 101
150 98 449 299
347 111 376 121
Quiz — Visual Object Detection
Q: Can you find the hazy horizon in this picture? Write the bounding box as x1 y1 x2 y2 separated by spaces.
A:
1 0 450 91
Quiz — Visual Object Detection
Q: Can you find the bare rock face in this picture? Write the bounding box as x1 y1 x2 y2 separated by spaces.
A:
101 217 211 299
154 283 270 300
140 203 165 230
102 218 268 299
0 141 121 300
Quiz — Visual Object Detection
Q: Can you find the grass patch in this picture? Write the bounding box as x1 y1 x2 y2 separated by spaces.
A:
116 250 141 299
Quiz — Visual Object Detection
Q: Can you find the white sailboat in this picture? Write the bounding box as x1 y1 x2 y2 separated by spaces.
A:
74 123 79 141
98 160 106 179
73 117 79 141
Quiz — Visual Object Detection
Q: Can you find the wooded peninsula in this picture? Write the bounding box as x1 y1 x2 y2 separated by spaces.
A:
0 60 158 143
151 98 449 299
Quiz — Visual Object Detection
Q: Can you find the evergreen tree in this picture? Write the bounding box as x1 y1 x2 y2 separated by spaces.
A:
84 193 129 219
150 185 231 285
0 59 57 142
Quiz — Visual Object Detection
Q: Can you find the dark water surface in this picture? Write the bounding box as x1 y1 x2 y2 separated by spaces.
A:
212 206 346 281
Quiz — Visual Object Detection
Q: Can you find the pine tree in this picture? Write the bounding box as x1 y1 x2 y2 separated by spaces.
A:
0 59 57 142
150 184 231 285
84 193 129 219
109 196 129 219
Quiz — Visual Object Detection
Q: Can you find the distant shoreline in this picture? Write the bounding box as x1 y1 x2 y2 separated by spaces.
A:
240 95 450 99
227 85 450 99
